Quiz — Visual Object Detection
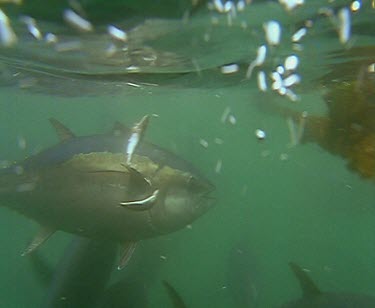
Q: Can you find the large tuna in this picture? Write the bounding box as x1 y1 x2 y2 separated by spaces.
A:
0 116 214 267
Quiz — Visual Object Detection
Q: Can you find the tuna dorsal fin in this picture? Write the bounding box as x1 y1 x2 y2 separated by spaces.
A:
49 118 76 142
21 226 56 256
289 262 322 298
117 241 137 270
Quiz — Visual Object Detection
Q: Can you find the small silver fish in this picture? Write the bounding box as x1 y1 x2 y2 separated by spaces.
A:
126 115 150 165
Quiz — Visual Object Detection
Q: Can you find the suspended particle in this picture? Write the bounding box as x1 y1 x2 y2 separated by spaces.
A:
279 0 304 11
215 159 222 174
228 114 237 125
246 45 267 78
0 9 17 46
107 25 127 42
255 129 266 141
338 7 351 44
282 74 301 87
284 55 299 71
291 27 307 42
257 71 267 92
263 20 281 46
63 9 93 32
221 63 239 74
199 139 209 148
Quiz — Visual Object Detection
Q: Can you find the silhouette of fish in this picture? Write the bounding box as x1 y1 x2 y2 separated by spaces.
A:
281 262 375 308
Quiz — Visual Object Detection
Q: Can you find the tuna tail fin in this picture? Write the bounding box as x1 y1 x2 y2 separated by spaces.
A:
288 262 322 299
49 118 76 142
162 280 188 308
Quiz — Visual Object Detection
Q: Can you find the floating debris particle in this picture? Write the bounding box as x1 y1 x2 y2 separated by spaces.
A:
338 7 351 44
285 88 299 102
255 129 266 141
20 16 42 40
45 32 58 44
286 117 298 146
257 71 267 92
126 65 140 72
291 27 307 42
199 139 209 148
284 55 299 71
228 114 236 125
276 65 285 75
280 153 288 161
215 159 222 174
0 0 22 4
271 71 283 90
279 0 304 11
126 82 141 88
221 106 231 123
283 74 301 87
213 0 225 13
263 20 281 46
237 0 245 11
350 0 361 12
17 136 26 150
246 45 267 79
107 25 127 42
221 63 239 74
0 9 17 46
214 138 224 145
63 9 93 32
160 255 167 260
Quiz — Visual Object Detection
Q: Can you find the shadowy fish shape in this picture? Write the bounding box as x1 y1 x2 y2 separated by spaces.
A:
163 280 188 308
30 237 117 308
0 117 214 267
281 262 375 308
226 239 260 308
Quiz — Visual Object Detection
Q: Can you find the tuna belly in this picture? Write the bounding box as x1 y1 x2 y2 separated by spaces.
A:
0 164 159 242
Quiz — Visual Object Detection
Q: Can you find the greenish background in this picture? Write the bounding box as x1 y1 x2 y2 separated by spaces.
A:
0 0 374 307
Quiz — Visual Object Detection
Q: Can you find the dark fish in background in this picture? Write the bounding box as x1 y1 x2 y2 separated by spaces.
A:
281 262 375 308
0 117 214 267
30 237 117 308
30 235 174 307
226 240 260 308
162 280 188 308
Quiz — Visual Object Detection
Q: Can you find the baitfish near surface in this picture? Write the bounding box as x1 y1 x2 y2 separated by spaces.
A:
0 118 214 258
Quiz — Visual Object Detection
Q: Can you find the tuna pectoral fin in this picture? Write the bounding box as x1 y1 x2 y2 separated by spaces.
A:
120 189 159 211
49 118 76 142
118 242 137 270
162 280 188 308
21 226 56 256
288 262 322 298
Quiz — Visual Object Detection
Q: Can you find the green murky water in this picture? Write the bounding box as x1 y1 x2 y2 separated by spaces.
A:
0 1 374 307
